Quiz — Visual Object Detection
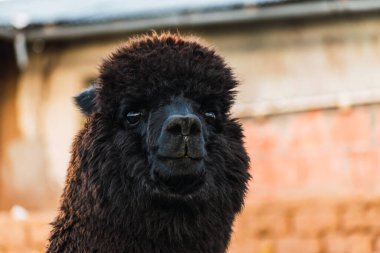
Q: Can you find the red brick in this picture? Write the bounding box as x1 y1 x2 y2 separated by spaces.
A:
0 212 56 252
324 233 346 253
367 206 380 232
250 154 308 198
294 205 337 236
242 119 279 156
348 149 380 189
228 239 273 253
252 210 289 237
242 105 379 200
0 219 26 250
287 110 326 151
26 212 54 251
251 151 353 199
375 236 380 251
342 205 369 231
249 148 380 201
250 157 276 190
375 105 380 144
275 237 320 253
27 222 50 251
291 152 349 192
233 204 289 238
328 107 371 146
347 234 372 253
324 233 372 253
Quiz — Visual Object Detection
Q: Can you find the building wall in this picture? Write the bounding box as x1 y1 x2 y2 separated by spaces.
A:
228 104 380 253
1 41 118 209
0 41 21 210
243 105 380 201
1 13 380 253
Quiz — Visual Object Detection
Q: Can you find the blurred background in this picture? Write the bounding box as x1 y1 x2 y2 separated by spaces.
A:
1 0 380 252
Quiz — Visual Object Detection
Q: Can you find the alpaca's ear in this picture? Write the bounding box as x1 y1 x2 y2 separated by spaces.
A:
74 86 97 116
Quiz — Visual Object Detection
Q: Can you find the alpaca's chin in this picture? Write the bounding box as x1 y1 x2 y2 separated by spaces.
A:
151 157 206 196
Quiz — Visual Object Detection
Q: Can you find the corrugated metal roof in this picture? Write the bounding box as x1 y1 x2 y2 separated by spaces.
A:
1 0 380 42
0 0 289 28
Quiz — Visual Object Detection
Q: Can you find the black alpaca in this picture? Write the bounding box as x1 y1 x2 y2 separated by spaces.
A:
47 33 250 253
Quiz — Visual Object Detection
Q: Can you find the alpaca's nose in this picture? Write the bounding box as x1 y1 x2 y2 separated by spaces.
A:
164 115 201 136
157 114 205 159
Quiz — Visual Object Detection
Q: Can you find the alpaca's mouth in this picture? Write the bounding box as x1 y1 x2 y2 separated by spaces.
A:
156 155 204 175
153 170 205 196
152 156 206 196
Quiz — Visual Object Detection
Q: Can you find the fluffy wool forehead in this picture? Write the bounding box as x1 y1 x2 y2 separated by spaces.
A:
97 33 238 113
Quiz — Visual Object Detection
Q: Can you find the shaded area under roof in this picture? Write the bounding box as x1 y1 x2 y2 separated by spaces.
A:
0 0 288 28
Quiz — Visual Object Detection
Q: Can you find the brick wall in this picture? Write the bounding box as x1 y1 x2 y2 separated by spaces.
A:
1 104 379 252
229 197 380 253
0 211 54 253
243 104 380 201
228 103 380 253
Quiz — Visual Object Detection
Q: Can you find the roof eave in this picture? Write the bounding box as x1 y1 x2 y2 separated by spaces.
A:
2 0 380 41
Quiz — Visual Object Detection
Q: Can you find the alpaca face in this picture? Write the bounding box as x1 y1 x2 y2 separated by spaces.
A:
75 87 230 199
76 90 227 196
74 34 249 206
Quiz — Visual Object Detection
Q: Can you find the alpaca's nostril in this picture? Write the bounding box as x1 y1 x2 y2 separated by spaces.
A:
166 123 182 135
189 120 201 135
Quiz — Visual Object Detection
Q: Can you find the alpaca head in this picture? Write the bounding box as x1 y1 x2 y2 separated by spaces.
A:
75 33 249 211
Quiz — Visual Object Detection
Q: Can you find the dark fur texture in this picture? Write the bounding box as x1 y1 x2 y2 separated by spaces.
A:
47 33 250 253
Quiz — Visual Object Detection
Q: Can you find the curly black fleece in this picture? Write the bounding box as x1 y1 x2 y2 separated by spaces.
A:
47 33 250 253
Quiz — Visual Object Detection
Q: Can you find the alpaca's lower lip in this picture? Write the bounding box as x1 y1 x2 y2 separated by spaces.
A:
157 156 204 173
152 156 206 196
152 169 205 196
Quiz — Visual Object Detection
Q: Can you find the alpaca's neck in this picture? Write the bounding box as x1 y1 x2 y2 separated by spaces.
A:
71 195 232 253
99 205 232 253
49 175 235 253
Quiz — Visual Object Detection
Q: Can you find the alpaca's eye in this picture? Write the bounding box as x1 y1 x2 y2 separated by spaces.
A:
126 112 141 125
204 112 216 121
